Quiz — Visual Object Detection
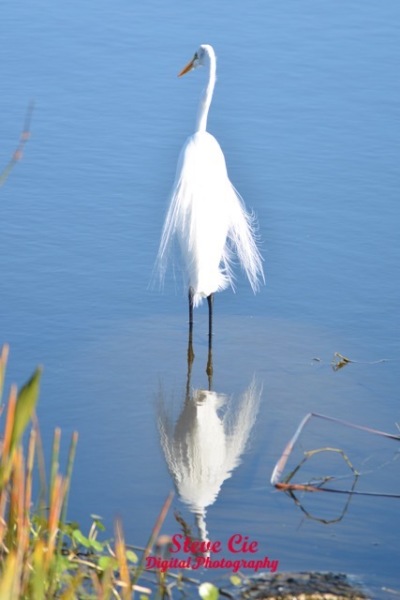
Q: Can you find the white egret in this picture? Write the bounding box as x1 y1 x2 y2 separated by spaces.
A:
157 44 264 346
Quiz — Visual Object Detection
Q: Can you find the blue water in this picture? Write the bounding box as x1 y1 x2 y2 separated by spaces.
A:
1 1 399 596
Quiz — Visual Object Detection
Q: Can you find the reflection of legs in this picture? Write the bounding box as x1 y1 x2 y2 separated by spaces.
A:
188 287 195 366
186 288 194 402
206 294 213 386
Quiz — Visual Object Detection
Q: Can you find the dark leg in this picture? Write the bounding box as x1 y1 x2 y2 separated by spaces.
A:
206 293 213 386
188 287 195 366
189 287 194 328
207 293 213 342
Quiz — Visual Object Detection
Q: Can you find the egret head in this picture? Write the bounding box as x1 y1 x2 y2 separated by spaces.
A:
178 45 213 77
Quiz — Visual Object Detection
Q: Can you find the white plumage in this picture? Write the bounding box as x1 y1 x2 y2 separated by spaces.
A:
157 44 264 310
157 379 262 542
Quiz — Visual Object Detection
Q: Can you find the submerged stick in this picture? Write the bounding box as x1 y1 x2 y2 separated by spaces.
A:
331 351 393 371
271 412 400 497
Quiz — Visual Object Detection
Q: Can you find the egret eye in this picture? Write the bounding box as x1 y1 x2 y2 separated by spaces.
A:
194 52 198 61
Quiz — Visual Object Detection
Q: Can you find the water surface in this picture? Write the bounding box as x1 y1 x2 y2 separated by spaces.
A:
0 1 399 597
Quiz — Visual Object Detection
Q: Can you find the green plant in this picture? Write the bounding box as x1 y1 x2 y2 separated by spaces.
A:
0 345 175 599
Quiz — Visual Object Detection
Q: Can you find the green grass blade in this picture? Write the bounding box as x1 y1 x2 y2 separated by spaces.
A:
10 367 42 453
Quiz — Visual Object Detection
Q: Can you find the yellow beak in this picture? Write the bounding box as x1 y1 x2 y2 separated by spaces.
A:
178 57 195 77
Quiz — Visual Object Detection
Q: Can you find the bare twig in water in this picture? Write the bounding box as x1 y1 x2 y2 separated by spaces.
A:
288 472 359 525
0 101 34 188
282 446 359 486
331 352 352 371
331 352 391 372
271 412 400 497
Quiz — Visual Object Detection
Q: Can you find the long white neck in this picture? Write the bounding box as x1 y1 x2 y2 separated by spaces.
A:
195 47 217 133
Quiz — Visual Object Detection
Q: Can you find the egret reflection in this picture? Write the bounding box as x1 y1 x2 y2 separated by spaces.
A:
157 373 262 544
